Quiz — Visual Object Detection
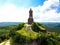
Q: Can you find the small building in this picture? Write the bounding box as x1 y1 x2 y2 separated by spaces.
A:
28 8 34 24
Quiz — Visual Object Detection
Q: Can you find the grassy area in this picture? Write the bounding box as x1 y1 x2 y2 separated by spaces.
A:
17 26 38 39
39 26 46 30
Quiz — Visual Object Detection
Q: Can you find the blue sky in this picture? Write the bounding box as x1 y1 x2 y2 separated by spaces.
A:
0 0 46 7
0 0 60 22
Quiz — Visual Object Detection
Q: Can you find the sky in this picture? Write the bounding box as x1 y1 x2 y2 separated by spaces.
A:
0 0 60 22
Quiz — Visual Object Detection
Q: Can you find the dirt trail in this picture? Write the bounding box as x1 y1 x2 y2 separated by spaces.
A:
0 40 10 45
26 24 32 31
5 40 10 45
0 42 5 45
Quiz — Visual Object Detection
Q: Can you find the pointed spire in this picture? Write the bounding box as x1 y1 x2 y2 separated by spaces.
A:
30 8 32 10
29 8 33 12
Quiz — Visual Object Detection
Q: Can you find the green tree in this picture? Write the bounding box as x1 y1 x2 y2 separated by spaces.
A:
31 22 42 32
36 32 60 45
17 22 25 30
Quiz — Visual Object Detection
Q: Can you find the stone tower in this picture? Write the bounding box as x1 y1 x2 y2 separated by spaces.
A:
28 8 34 24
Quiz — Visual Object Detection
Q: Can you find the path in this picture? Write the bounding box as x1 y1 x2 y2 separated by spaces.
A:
0 40 10 45
26 24 32 31
5 40 10 45
0 41 5 45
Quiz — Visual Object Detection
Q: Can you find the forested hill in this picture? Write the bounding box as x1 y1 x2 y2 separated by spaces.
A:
0 22 60 33
0 22 60 26
0 22 60 45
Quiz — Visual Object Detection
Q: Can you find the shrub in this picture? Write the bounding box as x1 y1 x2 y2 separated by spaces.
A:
36 32 60 45
31 22 42 32
17 22 25 30
11 32 33 45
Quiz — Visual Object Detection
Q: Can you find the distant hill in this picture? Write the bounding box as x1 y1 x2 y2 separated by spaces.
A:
40 22 60 33
0 22 60 26
0 22 20 26
41 22 60 27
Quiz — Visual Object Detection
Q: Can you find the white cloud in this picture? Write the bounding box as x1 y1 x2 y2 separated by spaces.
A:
0 3 29 22
31 0 60 22
0 0 60 22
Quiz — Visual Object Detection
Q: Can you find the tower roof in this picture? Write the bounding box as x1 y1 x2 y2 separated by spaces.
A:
29 8 33 12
